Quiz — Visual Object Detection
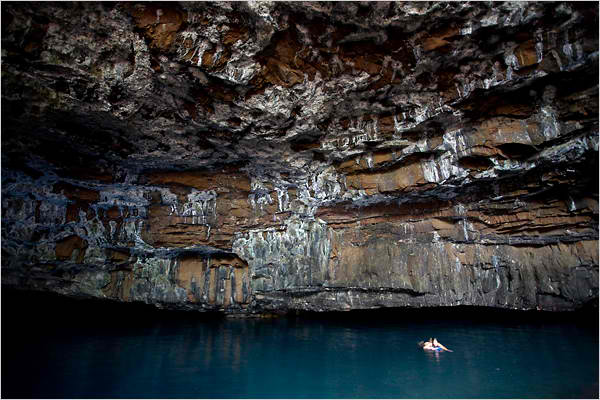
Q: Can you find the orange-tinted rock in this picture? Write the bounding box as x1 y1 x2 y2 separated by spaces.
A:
223 23 250 46
345 161 427 194
515 39 539 68
177 255 207 302
254 29 309 88
141 189 287 249
176 254 250 305
54 182 100 223
108 249 131 263
141 169 251 193
458 155 494 171
55 235 88 263
105 206 121 220
53 182 100 202
377 115 396 135
141 210 224 248
372 151 395 166
422 26 459 52
127 3 185 51
139 168 290 249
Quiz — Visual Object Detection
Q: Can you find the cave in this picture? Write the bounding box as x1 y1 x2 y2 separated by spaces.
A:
2 2 599 398
2 1 598 315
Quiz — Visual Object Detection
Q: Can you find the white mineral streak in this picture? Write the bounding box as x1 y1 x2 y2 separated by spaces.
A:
387 102 454 134
534 30 544 63
563 42 574 65
460 23 472 36
412 46 422 63
109 220 117 238
246 1 278 29
213 50 259 85
186 190 217 224
505 65 513 81
422 153 466 184
491 157 533 172
232 217 331 291
311 167 342 202
245 75 328 130
536 135 593 165
455 82 462 98
393 114 403 136
539 106 561 140
364 153 374 169
248 180 273 213
574 43 584 61
275 187 290 212
398 223 416 243
178 30 198 45
196 41 211 67
123 35 154 94
567 195 577 212
505 51 520 73
459 78 476 99
124 219 146 246
482 77 492 90
442 129 464 154
480 13 498 27
99 187 150 212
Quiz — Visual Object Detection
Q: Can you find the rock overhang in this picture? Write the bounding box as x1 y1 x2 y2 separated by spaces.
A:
1 1 598 314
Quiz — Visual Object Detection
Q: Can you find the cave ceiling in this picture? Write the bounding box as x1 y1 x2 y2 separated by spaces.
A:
1 1 598 313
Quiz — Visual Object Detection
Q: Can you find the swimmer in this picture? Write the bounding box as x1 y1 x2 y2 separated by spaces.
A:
419 337 453 352
418 338 434 350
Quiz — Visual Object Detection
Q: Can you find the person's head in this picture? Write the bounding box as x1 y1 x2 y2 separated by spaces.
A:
433 338 439 346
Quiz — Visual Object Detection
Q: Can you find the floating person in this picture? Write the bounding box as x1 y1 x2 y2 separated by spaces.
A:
419 337 453 352
418 338 434 350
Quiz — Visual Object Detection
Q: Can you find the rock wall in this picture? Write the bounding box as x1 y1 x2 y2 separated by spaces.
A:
2 2 598 313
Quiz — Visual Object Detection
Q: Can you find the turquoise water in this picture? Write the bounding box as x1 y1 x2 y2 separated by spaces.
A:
2 290 598 398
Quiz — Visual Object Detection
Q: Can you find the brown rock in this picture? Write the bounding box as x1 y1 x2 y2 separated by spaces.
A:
54 182 101 223
422 26 458 52
515 39 539 68
53 182 100 202
177 255 207 302
128 3 186 51
55 235 88 263
141 169 251 193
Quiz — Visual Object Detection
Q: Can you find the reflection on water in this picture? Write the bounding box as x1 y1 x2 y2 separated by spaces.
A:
2 291 598 399
424 348 441 363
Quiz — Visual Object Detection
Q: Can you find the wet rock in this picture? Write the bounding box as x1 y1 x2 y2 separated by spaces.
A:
1 1 598 313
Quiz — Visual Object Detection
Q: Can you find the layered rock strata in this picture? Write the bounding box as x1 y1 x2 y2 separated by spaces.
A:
2 1 598 313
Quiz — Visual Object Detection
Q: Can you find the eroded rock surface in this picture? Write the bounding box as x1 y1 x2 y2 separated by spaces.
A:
2 1 598 313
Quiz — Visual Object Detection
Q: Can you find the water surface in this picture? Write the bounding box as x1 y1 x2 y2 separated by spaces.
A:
2 290 598 398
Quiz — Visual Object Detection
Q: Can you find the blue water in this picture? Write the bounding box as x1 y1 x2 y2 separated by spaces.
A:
2 291 598 398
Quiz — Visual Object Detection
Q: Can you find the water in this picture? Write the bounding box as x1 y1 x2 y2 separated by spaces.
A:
2 290 598 399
